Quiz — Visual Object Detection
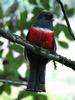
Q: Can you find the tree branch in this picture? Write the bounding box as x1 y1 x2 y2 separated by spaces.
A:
0 79 27 85
56 0 75 40
0 29 75 70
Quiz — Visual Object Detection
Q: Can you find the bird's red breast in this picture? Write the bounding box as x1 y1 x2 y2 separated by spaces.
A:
27 26 54 49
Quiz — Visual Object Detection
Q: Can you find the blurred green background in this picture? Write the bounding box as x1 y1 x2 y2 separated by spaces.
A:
0 0 75 100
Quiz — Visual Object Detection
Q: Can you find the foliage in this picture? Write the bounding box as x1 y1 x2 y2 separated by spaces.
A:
0 0 75 99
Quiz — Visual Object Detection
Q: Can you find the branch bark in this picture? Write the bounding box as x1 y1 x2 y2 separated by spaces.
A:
56 0 75 40
0 29 75 70
0 79 27 85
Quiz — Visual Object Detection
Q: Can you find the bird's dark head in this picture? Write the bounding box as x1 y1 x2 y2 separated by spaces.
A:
37 11 53 22
34 11 54 30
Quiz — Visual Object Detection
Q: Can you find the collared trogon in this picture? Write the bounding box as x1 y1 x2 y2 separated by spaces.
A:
24 11 56 92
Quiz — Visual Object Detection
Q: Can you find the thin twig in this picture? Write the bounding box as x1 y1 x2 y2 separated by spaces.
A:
0 79 27 85
0 29 75 70
53 60 57 69
56 0 75 40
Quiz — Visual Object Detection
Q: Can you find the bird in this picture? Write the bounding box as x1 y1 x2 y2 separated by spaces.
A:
24 11 56 92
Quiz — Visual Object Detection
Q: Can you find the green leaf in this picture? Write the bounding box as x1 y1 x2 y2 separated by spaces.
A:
27 16 37 27
67 8 74 17
32 7 44 16
20 11 27 25
28 0 37 5
64 5 75 17
6 20 15 32
17 91 47 100
54 23 61 37
53 3 61 17
0 49 3 58
40 0 50 9
37 94 47 100
54 23 74 41
0 4 4 18
0 84 11 95
0 4 4 28
0 84 4 94
3 50 24 80
61 24 74 41
10 44 23 54
0 70 3 76
3 84 11 94
17 11 28 30
17 91 31 99
58 40 69 48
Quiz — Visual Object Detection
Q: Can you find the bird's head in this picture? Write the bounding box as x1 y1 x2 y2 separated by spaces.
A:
37 11 53 22
34 11 54 30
